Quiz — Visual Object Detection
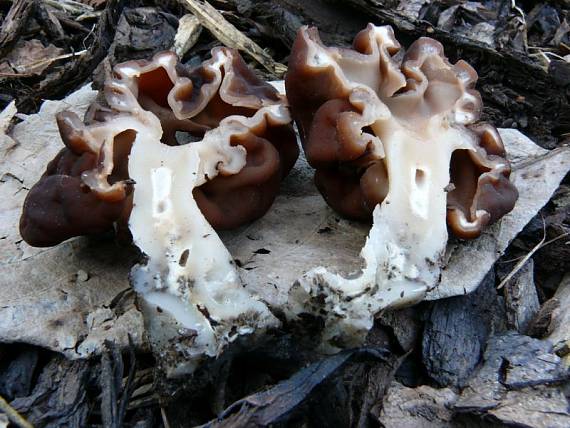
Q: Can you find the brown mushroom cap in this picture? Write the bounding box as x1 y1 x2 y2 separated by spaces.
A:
20 48 298 247
285 24 518 239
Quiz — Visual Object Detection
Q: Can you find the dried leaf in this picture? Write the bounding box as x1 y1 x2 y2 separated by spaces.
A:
0 40 64 76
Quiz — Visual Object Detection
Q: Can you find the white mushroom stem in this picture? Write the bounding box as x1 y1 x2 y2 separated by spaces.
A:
89 106 287 376
294 98 475 347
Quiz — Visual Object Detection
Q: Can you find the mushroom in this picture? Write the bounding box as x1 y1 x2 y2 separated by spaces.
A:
20 48 298 375
285 25 518 348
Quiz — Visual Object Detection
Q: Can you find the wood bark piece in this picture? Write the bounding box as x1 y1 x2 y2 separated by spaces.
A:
0 347 39 401
546 273 570 367
34 1 66 44
0 0 36 60
180 0 287 76
421 270 506 388
503 259 540 334
17 0 125 112
109 7 178 64
377 381 458 428
10 357 90 427
197 348 392 427
455 332 570 427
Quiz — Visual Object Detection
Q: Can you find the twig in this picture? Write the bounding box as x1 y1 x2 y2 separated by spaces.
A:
161 407 171 428
179 0 287 76
0 395 33 428
498 218 570 289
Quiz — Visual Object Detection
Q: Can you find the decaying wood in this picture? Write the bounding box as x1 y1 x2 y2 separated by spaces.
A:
455 332 570 426
0 0 36 59
197 348 393 427
502 259 540 334
17 0 125 111
180 0 287 76
377 382 458 428
100 340 137 428
10 357 91 427
421 270 506 388
109 7 178 64
0 347 38 401
546 273 570 367
34 1 66 43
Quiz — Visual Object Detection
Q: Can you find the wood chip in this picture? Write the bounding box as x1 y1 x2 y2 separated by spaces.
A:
172 14 202 58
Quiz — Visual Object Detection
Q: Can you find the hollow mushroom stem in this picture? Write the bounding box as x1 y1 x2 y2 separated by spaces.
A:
128 108 286 375
285 24 518 350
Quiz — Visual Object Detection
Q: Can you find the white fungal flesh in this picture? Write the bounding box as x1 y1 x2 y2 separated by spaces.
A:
127 109 285 375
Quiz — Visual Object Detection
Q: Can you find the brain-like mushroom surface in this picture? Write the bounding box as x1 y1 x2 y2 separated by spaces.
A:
20 48 298 247
286 24 518 240
19 48 298 375
284 25 518 349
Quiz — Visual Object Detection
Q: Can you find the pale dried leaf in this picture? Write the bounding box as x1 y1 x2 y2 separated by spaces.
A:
0 83 568 360
0 85 145 358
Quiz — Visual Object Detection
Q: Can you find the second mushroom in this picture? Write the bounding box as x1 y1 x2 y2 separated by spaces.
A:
285 24 518 349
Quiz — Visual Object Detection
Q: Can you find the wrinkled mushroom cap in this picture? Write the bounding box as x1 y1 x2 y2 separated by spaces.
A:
20 48 298 247
285 24 518 239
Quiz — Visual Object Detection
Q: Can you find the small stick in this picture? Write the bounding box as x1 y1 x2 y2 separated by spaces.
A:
161 407 171 428
179 0 287 76
498 218 569 289
0 395 34 428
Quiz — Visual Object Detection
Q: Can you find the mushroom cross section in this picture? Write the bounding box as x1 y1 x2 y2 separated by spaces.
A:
20 48 298 374
285 25 518 349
